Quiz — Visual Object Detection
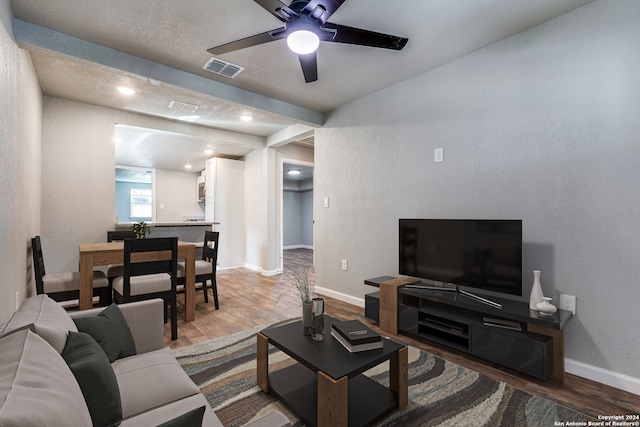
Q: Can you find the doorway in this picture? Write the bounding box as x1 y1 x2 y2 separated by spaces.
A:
281 161 314 272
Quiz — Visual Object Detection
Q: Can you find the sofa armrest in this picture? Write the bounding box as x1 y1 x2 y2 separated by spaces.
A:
69 299 165 353
242 411 290 427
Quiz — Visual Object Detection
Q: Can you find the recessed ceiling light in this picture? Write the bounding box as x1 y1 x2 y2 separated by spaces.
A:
240 115 253 122
117 86 135 95
184 164 193 169
288 169 301 175
204 149 214 155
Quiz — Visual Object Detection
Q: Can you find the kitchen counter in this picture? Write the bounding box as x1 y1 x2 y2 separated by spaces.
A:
115 222 218 228
114 222 219 245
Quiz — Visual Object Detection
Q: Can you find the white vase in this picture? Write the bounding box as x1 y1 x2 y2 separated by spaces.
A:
536 297 557 316
529 270 544 310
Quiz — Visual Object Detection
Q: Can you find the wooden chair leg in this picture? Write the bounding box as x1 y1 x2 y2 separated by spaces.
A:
170 295 178 341
163 301 168 324
212 277 219 310
202 280 209 303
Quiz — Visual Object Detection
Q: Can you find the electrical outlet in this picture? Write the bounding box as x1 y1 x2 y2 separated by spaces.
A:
559 294 576 315
341 259 348 271
434 148 444 163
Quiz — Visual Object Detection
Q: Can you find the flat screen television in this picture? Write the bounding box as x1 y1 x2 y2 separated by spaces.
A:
399 219 522 307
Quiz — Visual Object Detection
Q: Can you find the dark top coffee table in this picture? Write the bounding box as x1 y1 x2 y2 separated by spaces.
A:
257 317 408 427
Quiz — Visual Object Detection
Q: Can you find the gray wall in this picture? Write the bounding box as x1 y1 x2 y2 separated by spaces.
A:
0 0 42 323
115 181 152 222
314 0 640 381
39 97 236 273
283 178 313 248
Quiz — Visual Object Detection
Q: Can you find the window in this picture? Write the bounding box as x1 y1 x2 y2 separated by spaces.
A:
130 188 152 218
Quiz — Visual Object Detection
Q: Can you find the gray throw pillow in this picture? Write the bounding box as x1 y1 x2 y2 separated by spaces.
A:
0 329 93 426
156 406 205 427
62 332 123 427
73 303 137 362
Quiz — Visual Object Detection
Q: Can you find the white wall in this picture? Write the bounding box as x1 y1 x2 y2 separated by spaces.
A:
315 0 640 386
243 149 266 271
40 97 259 273
155 169 204 222
244 145 314 274
0 0 43 323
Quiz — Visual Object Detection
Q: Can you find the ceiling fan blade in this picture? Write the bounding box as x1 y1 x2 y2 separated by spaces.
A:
207 28 286 55
321 22 408 50
300 0 347 24
253 0 299 22
298 52 318 83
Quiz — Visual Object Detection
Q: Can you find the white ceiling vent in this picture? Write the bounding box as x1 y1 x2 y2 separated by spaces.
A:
203 57 244 78
168 100 199 114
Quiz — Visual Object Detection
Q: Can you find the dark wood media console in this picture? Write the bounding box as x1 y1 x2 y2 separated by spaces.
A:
364 276 573 383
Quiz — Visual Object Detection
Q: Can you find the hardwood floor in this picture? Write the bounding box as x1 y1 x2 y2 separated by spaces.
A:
165 248 639 420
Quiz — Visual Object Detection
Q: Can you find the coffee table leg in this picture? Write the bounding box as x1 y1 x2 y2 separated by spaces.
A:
317 371 348 427
257 333 269 393
390 346 409 409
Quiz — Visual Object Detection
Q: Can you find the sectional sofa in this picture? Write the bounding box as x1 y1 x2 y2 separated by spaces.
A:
0 294 289 427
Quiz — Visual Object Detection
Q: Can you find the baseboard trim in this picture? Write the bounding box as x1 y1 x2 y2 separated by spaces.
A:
243 263 261 272
566 358 640 396
283 245 314 250
314 286 365 308
261 269 281 277
242 263 281 276
316 286 640 397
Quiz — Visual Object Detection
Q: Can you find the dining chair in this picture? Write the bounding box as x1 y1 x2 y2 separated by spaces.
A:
177 231 219 309
31 235 110 309
106 230 137 284
112 237 179 340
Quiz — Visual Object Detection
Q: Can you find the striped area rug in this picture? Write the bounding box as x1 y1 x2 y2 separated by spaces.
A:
172 319 589 427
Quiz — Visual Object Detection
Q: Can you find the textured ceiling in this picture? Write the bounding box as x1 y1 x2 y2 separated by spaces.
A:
11 0 594 170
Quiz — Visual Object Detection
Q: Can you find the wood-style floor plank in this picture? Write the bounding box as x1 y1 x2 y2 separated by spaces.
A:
165 249 639 420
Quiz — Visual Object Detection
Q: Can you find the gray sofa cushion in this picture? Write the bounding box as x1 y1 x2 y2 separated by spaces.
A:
1 294 77 354
119 394 223 427
62 332 122 427
157 405 205 427
112 348 201 419
73 303 137 362
0 329 92 427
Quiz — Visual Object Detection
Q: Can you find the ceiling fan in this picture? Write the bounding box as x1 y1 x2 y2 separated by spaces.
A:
207 0 409 83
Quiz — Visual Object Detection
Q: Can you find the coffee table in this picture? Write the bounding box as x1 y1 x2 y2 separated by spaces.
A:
257 317 408 427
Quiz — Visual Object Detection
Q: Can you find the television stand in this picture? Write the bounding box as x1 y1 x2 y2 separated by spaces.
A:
364 276 574 383
405 284 503 309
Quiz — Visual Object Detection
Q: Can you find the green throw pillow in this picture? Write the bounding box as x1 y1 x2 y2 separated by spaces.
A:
156 406 206 427
62 331 123 427
73 303 137 362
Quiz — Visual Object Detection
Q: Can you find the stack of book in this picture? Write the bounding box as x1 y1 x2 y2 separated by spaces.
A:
330 319 383 353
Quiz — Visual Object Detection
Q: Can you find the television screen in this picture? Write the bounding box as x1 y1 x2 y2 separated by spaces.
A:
399 219 522 296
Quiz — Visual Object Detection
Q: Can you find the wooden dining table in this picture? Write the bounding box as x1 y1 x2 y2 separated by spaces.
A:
78 240 197 321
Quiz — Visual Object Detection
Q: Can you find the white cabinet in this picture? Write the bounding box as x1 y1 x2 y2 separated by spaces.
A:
204 158 244 268
196 172 205 202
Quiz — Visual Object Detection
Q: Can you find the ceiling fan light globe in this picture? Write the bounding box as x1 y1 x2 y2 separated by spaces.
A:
287 30 320 55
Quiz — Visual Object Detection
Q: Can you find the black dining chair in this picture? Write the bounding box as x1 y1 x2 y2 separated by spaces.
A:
31 235 110 309
107 230 137 242
177 231 219 309
112 237 179 340
106 230 137 285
